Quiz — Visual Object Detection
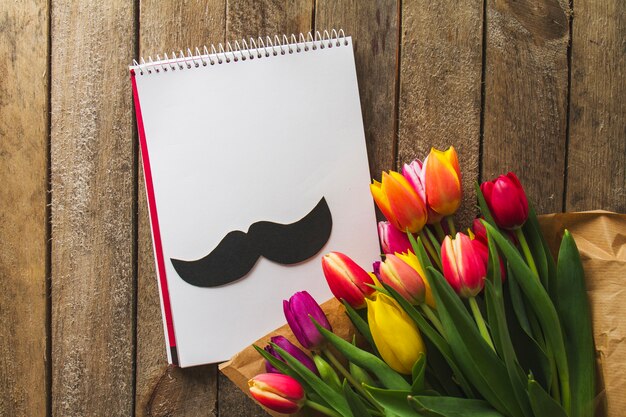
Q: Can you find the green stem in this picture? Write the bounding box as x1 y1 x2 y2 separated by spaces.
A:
305 400 343 417
514 228 539 279
446 216 457 236
434 222 446 241
323 349 384 414
468 297 495 351
419 232 443 270
420 304 444 334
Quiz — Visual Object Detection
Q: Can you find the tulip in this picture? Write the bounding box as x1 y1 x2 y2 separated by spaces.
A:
264 336 318 375
248 373 305 414
370 171 428 233
423 147 462 217
395 251 435 308
471 217 488 244
366 292 426 374
402 159 444 224
442 233 495 350
372 261 381 278
480 172 529 230
322 252 375 309
378 221 412 254
284 291 332 350
379 254 429 307
312 353 342 391
441 233 486 298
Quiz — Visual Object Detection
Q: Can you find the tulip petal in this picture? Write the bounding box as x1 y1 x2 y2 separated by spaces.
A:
383 172 428 233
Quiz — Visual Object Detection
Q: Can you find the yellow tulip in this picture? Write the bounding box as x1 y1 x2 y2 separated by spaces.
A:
366 293 426 374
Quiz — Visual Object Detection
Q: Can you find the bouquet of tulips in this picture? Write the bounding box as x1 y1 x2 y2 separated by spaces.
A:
247 146 596 417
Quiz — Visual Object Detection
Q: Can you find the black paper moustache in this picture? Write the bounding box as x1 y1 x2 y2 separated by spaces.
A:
171 197 333 287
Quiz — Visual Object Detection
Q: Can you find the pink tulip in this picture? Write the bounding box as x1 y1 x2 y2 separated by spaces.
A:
378 221 412 254
402 159 444 224
322 252 375 309
379 254 427 305
441 233 486 297
248 373 305 414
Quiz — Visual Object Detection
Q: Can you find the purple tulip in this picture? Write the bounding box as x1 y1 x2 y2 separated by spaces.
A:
264 336 319 375
283 291 332 350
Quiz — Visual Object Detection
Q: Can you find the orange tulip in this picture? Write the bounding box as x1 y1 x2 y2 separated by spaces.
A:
424 147 462 217
370 171 428 233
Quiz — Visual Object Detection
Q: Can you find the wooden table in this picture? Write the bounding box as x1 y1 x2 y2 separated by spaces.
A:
1 1 624 416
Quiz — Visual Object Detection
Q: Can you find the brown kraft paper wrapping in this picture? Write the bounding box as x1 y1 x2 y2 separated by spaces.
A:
220 211 626 417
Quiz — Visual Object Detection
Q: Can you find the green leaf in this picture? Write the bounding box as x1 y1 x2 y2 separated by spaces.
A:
475 182 497 227
528 379 568 417
408 395 506 417
484 280 533 417
505 279 552 390
556 231 596 417
382 283 475 398
483 222 571 415
272 345 353 417
526 205 558 300
423 226 442 258
427 267 524 417
411 353 426 394
342 300 378 355
522 209 549 289
363 386 420 416
312 320 410 390
408 234 433 271
342 381 373 417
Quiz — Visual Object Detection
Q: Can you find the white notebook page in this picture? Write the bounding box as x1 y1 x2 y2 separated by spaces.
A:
132 37 380 367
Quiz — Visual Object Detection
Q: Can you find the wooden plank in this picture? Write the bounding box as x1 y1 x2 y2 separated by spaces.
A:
482 0 570 214
566 0 626 212
219 2 314 414
136 1 226 416
0 1 49 415
226 0 312 38
315 0 399 180
398 1 484 228
50 1 136 415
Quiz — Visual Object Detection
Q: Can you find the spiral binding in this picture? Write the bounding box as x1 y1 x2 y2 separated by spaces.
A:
131 29 348 75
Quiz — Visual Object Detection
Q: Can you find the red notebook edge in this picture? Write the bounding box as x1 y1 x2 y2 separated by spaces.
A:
130 69 179 366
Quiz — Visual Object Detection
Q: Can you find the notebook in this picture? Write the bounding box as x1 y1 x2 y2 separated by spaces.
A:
130 30 380 367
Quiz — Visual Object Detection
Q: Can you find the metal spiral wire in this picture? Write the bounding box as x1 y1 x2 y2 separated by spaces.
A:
131 29 347 75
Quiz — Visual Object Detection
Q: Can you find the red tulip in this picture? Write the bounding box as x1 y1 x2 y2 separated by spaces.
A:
423 147 462 217
370 171 428 233
378 221 412 254
248 373 305 414
472 217 488 244
441 233 486 297
480 172 529 230
322 252 375 309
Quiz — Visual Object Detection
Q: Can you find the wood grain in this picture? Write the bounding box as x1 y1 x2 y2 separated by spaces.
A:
50 1 136 415
566 0 626 212
226 0 313 39
136 1 226 416
221 3 314 414
398 0 484 228
482 0 570 214
315 0 399 179
0 1 49 416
